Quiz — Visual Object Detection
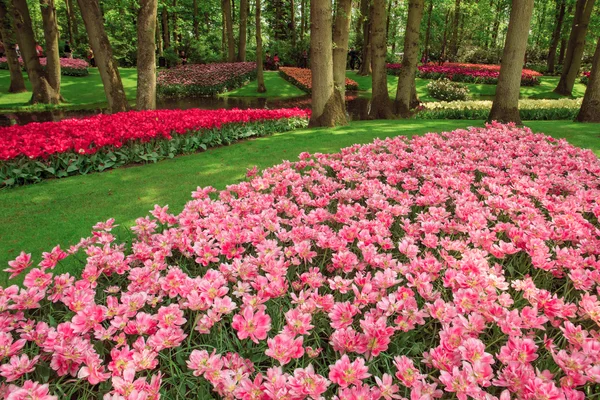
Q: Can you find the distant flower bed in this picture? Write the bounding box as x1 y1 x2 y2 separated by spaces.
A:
157 62 257 97
387 63 542 86
581 71 591 85
0 108 309 186
0 57 89 76
426 78 470 101
279 67 360 93
417 98 582 120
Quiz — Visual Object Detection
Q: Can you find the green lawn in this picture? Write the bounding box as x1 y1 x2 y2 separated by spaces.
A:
221 71 306 98
0 68 138 111
1 119 599 285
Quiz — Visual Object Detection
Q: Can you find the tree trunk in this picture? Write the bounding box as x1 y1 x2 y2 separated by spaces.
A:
385 0 392 39
193 0 198 39
448 0 461 60
333 0 352 103
440 9 450 61
423 0 433 63
77 0 128 113
576 37 600 122
370 0 393 119
554 0 596 96
39 0 61 93
161 6 169 49
394 0 424 117
0 0 26 93
256 0 265 93
136 0 157 110
171 0 178 46
300 0 305 40
309 0 347 127
490 0 501 48
238 0 248 61
222 0 235 62
156 15 162 55
11 0 59 103
290 0 296 49
547 0 566 74
359 0 372 76
489 0 534 124
63 0 75 44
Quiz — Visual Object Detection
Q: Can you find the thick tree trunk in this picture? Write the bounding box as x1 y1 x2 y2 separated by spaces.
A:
11 0 59 103
238 0 248 61
554 0 596 96
489 0 534 124
547 0 566 74
77 0 128 113
394 0 424 117
370 0 393 119
0 0 26 93
161 6 169 49
423 0 433 63
193 0 198 39
63 0 75 44
309 0 347 127
136 0 157 110
333 0 352 103
448 0 461 61
576 37 600 122
256 0 265 93
39 0 61 93
359 0 372 76
222 0 235 62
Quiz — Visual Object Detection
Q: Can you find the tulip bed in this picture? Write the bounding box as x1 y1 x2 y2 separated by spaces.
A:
2 123 600 399
157 62 257 97
0 57 89 77
387 63 542 86
0 108 309 187
279 67 360 93
581 71 590 86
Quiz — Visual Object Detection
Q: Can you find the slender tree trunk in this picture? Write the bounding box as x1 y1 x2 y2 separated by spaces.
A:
370 0 393 119
256 0 265 93
171 0 178 46
77 0 128 113
448 0 461 60
290 0 296 49
554 0 596 96
489 0 534 124
63 0 75 44
0 0 26 93
333 0 352 103
423 0 433 63
222 0 235 62
161 6 169 49
576 37 600 122
440 9 450 61
156 15 163 55
386 0 392 39
359 0 372 76
394 0 424 117
193 0 199 39
547 0 566 74
136 0 157 110
490 0 502 48
39 0 61 94
309 0 347 127
300 0 305 40
238 0 248 61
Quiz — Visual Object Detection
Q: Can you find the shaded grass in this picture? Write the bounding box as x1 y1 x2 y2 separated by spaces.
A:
220 71 306 98
1 119 599 285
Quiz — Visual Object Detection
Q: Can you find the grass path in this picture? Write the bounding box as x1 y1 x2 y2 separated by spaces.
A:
1 119 599 284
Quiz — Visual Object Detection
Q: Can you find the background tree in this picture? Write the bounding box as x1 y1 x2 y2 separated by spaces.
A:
0 0 26 93
489 0 535 124
394 0 424 117
309 0 347 127
222 0 235 61
237 0 248 61
547 0 566 74
39 0 61 97
358 0 372 76
332 0 352 104
256 0 266 93
77 0 128 113
136 0 158 110
370 0 394 119
576 37 600 122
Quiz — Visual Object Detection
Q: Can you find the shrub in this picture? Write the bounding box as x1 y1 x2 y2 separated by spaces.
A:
186 36 223 65
2 123 600 399
0 57 89 76
581 71 591 85
426 78 470 101
279 67 359 93
0 108 309 186
157 62 257 97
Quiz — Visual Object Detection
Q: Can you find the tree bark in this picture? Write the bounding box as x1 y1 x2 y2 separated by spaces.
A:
448 0 461 60
136 0 157 110
333 0 352 103
171 0 178 46
394 0 424 117
300 0 305 40
238 0 248 61
193 0 198 39
290 0 296 49
156 15 162 55
77 0 128 113
256 0 265 93
423 0 433 63
490 0 502 48
39 0 61 93
11 0 59 103
161 6 170 49
309 0 347 127
554 0 596 96
63 0 75 44
576 37 600 122
222 0 235 62
0 0 26 93
358 0 372 76
547 0 566 74
489 0 534 124
370 0 393 119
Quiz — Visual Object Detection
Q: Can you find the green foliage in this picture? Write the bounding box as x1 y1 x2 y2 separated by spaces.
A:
186 33 223 64
162 47 182 68
426 78 470 101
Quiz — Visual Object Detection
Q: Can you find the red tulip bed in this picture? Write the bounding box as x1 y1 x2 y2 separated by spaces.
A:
2 123 600 399
581 71 591 85
0 57 89 77
157 62 257 97
387 63 542 86
279 67 360 93
0 108 309 187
